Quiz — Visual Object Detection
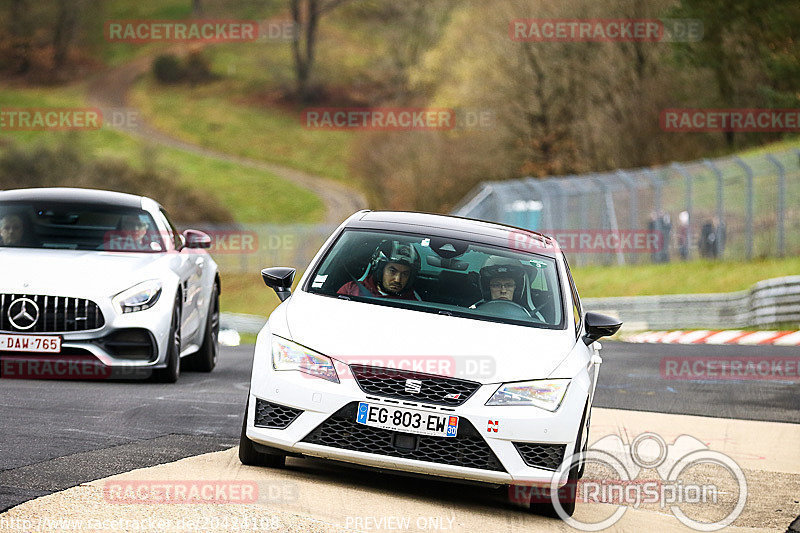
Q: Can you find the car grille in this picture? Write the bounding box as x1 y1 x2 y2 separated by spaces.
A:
301 402 505 472
513 443 567 471
0 294 105 333
349 364 481 406
254 399 303 429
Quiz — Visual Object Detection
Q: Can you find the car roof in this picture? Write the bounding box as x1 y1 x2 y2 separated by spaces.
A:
0 187 147 209
346 210 558 257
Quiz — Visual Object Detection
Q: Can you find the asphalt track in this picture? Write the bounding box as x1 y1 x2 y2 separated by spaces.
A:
1 342 798 528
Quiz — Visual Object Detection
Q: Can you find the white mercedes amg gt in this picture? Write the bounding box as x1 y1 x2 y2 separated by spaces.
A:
0 188 220 382
240 211 621 515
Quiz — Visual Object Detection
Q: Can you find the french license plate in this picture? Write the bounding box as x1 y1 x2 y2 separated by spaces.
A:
356 402 459 438
0 334 61 353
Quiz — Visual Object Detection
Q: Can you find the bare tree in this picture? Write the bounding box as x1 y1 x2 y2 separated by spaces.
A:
192 0 203 18
9 0 31 74
289 0 351 102
52 0 80 74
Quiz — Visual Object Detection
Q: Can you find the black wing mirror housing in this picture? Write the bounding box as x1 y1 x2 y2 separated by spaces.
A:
582 311 622 345
261 267 296 302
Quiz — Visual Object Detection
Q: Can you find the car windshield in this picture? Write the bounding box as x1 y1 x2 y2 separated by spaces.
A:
0 201 165 253
307 229 564 329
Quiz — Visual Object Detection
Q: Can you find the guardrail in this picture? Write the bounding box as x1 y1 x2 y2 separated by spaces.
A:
220 312 267 335
583 276 800 331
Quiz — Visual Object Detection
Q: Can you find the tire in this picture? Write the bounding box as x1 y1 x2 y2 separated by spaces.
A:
528 403 589 518
577 412 590 479
154 298 181 383
186 282 219 372
238 403 286 468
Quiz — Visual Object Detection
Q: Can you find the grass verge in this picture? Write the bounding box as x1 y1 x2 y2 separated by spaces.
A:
0 85 324 223
573 256 800 298
130 74 355 185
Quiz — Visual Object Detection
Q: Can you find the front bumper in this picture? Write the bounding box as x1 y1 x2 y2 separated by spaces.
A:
246 364 588 486
0 295 173 379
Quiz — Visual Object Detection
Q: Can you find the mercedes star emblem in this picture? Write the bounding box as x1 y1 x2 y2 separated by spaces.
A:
8 297 39 330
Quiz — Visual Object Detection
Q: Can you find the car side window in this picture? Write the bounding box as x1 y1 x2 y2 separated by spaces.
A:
562 253 582 338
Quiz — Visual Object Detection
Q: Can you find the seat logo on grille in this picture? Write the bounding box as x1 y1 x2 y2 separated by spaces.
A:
8 297 39 330
404 379 422 394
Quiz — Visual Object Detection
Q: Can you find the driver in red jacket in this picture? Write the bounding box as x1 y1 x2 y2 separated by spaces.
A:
338 240 421 300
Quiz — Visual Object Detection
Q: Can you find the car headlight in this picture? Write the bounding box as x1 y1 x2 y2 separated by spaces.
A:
112 280 162 314
271 336 339 383
485 379 570 411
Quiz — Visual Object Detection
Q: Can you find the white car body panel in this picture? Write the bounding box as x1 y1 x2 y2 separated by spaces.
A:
0 189 219 374
246 211 606 488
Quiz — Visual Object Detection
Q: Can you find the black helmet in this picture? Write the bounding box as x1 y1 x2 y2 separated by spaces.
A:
369 240 421 292
479 259 526 302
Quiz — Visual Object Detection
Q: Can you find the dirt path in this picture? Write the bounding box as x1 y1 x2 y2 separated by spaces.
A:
86 52 367 226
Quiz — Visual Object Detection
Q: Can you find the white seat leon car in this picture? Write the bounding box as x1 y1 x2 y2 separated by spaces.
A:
0 188 220 383
240 211 620 515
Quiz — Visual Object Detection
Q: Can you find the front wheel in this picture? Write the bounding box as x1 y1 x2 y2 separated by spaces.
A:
239 403 286 468
154 299 181 383
527 403 589 517
186 282 219 372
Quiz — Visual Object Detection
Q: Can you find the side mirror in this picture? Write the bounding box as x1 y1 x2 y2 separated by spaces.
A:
261 267 296 302
182 229 212 249
582 312 622 345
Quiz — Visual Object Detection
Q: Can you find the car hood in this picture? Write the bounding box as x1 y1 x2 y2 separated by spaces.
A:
281 291 576 384
0 248 169 296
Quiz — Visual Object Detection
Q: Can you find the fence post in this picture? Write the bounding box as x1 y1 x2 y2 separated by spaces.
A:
591 174 625 266
703 159 725 228
671 162 693 259
734 157 754 260
615 170 639 264
523 178 555 230
765 154 786 257
644 169 663 214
